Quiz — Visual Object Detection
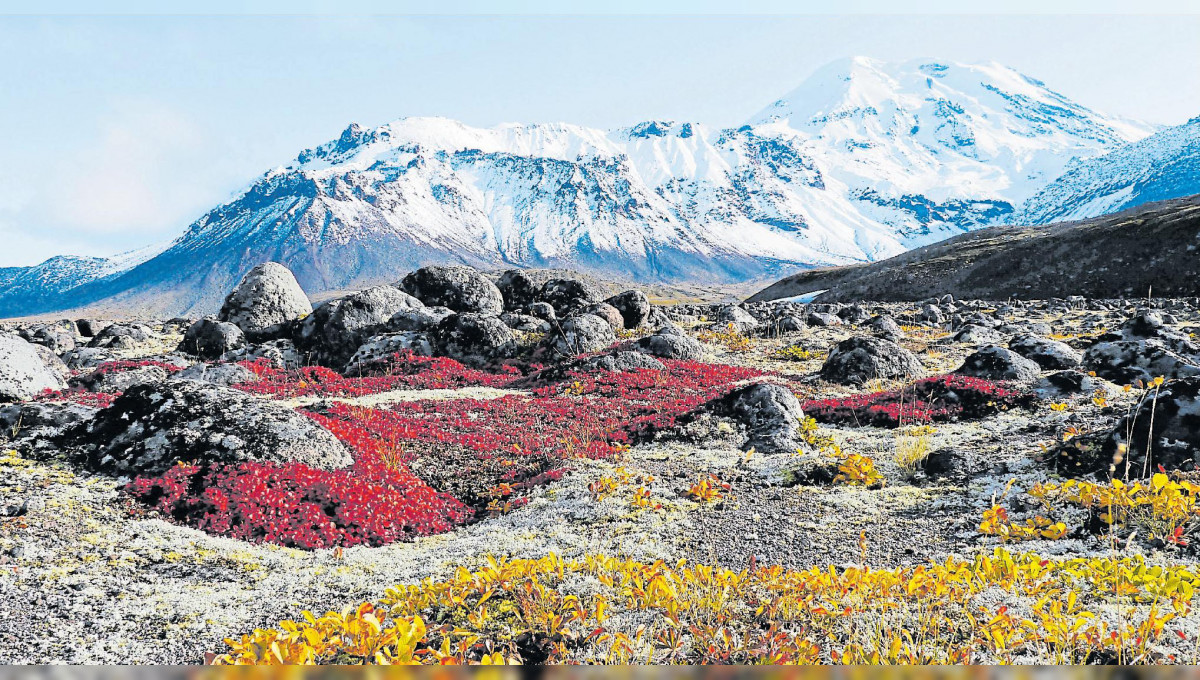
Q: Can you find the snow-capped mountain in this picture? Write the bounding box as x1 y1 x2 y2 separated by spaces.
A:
0 57 1158 317
1015 116 1200 224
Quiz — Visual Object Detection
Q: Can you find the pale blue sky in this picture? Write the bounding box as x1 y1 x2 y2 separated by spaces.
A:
1 3 1198 266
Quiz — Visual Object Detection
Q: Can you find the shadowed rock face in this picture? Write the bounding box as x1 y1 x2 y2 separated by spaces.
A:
749 194 1200 304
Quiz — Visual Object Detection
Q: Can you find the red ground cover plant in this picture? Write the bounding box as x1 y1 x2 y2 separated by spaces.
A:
36 389 119 408
236 353 537 399
125 412 473 549
35 360 185 408
801 374 1029 428
125 353 781 549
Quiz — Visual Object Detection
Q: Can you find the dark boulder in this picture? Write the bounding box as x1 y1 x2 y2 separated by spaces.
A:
399 265 503 315
432 313 516 367
62 380 352 476
708 383 805 453
955 345 1041 382
180 319 246 360
605 290 651 329
820 336 923 385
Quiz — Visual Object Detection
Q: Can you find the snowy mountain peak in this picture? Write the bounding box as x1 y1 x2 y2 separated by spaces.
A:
747 57 1157 208
0 57 1179 318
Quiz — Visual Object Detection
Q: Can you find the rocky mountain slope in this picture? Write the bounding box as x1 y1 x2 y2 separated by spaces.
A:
0 57 1153 318
748 194 1200 303
1016 116 1200 224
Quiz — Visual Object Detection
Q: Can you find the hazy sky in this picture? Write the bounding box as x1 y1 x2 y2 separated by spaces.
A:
1 3 1198 266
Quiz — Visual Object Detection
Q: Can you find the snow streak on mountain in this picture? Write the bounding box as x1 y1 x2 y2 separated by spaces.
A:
0 57 1159 317
1016 116 1200 224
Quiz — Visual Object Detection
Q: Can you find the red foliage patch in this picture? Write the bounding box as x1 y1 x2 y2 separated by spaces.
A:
235 353 536 399
125 459 471 549
36 389 119 409
126 353 778 550
801 374 1029 428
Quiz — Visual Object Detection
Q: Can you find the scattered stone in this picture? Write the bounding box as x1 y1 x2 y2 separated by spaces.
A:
1009 334 1082 369
605 290 651 329
820 336 923 385
0 334 67 402
218 262 312 340
432 313 516 367
180 319 246 360
955 345 1041 382
399 265 503 315
63 380 352 476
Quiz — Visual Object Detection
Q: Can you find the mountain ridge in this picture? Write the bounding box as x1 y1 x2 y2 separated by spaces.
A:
0 57 1159 318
